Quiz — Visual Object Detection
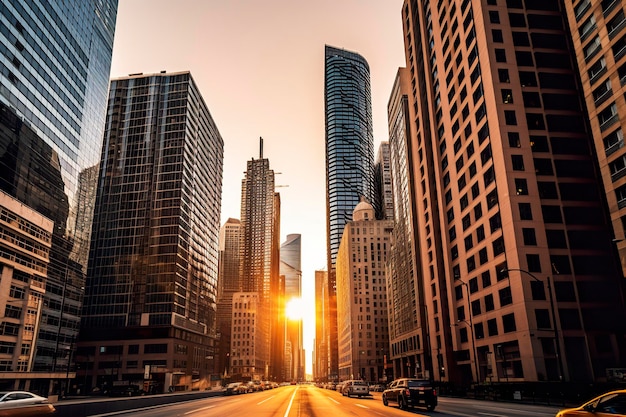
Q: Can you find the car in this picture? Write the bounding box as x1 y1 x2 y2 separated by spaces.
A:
224 382 243 395
0 392 50 408
108 384 145 397
382 378 437 411
341 380 369 397
556 389 626 416
369 384 385 392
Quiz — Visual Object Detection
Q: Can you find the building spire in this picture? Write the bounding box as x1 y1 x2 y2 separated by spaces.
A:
260 136 263 159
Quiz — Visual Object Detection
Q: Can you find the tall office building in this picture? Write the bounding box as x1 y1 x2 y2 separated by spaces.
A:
563 0 626 277
324 45 375 380
336 199 392 382
374 141 394 220
399 0 626 385
0 0 117 394
386 67 435 380
79 71 223 393
216 218 241 378
280 234 303 381
238 138 279 379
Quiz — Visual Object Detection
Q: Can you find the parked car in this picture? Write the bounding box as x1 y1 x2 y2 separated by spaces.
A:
382 378 437 411
556 389 626 416
341 380 369 397
369 384 385 392
108 384 145 397
224 382 243 395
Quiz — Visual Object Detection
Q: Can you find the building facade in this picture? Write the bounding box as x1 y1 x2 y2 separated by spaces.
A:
230 292 261 379
374 142 394 220
400 0 626 385
0 0 118 395
336 199 392 382
563 0 626 278
314 269 328 381
78 71 223 393
216 218 241 379
324 45 375 380
239 138 279 379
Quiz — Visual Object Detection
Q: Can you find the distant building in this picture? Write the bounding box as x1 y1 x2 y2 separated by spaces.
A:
0 0 118 395
281 234 303 381
216 218 242 378
78 71 223 392
239 138 280 379
324 45 375 379
374 142 394 220
314 269 328 381
230 293 261 379
336 199 392 382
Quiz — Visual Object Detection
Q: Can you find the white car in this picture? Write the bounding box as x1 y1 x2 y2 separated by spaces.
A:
0 391 50 407
342 380 369 397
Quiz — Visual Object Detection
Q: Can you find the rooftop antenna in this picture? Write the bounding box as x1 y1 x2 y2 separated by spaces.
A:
260 136 263 159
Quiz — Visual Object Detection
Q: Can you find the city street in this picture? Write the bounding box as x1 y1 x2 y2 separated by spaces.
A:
81 385 563 417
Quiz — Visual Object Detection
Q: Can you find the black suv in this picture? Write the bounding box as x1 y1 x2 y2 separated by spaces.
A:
382 378 437 411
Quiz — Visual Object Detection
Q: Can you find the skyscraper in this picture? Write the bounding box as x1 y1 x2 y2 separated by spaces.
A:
0 0 118 394
238 138 279 380
563 0 626 278
280 234 303 381
374 141 394 220
336 199 392 382
79 71 223 392
399 0 626 385
314 269 328 381
324 45 374 380
216 218 241 378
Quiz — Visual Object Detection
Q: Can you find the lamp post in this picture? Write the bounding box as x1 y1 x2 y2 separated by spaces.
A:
455 278 479 383
500 268 564 382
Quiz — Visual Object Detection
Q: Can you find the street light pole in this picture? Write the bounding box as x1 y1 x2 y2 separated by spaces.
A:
501 268 564 382
455 279 479 383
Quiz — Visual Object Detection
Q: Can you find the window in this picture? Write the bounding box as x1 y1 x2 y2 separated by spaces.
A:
574 0 591 21
583 36 601 61
488 318 498 336
593 79 612 105
522 228 537 245
527 254 542 272
489 11 500 23
482 271 491 287
599 103 618 130
495 49 507 62
578 14 597 41
474 203 483 220
499 287 513 306
519 203 533 220
485 294 495 311
465 235 474 251
492 29 503 43
604 128 624 156
588 58 607 83
502 89 513 103
502 313 517 332
515 178 528 195
505 110 517 125
511 155 524 170
498 68 510 83
479 248 488 264
519 71 537 87
476 225 485 242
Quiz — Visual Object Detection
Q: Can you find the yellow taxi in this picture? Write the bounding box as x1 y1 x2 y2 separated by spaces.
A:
556 390 626 416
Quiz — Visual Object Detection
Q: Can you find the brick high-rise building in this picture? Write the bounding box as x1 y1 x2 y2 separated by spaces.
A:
397 0 626 385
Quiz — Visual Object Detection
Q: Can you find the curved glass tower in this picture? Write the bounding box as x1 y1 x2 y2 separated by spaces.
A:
324 45 374 380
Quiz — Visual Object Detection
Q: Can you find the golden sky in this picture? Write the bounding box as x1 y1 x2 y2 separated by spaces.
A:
110 0 406 375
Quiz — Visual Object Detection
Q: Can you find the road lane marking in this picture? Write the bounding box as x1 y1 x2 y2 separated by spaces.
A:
327 396 340 404
284 387 299 417
184 405 215 415
355 404 369 409
257 396 275 405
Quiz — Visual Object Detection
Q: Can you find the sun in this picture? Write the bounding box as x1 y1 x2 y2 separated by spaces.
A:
285 298 303 320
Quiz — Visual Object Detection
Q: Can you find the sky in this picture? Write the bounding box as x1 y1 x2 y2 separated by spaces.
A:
109 0 406 375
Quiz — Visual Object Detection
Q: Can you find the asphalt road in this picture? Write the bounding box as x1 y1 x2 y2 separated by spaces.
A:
78 385 564 417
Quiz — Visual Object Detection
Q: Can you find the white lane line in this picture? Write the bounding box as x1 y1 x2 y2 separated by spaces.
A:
284 387 299 417
327 396 340 404
355 404 369 409
184 405 215 415
257 396 275 405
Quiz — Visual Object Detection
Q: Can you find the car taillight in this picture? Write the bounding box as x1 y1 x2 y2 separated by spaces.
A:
405 389 410 396
433 389 437 396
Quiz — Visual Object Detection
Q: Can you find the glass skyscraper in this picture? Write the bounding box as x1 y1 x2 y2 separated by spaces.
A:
324 45 374 380
79 71 223 393
0 0 117 394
